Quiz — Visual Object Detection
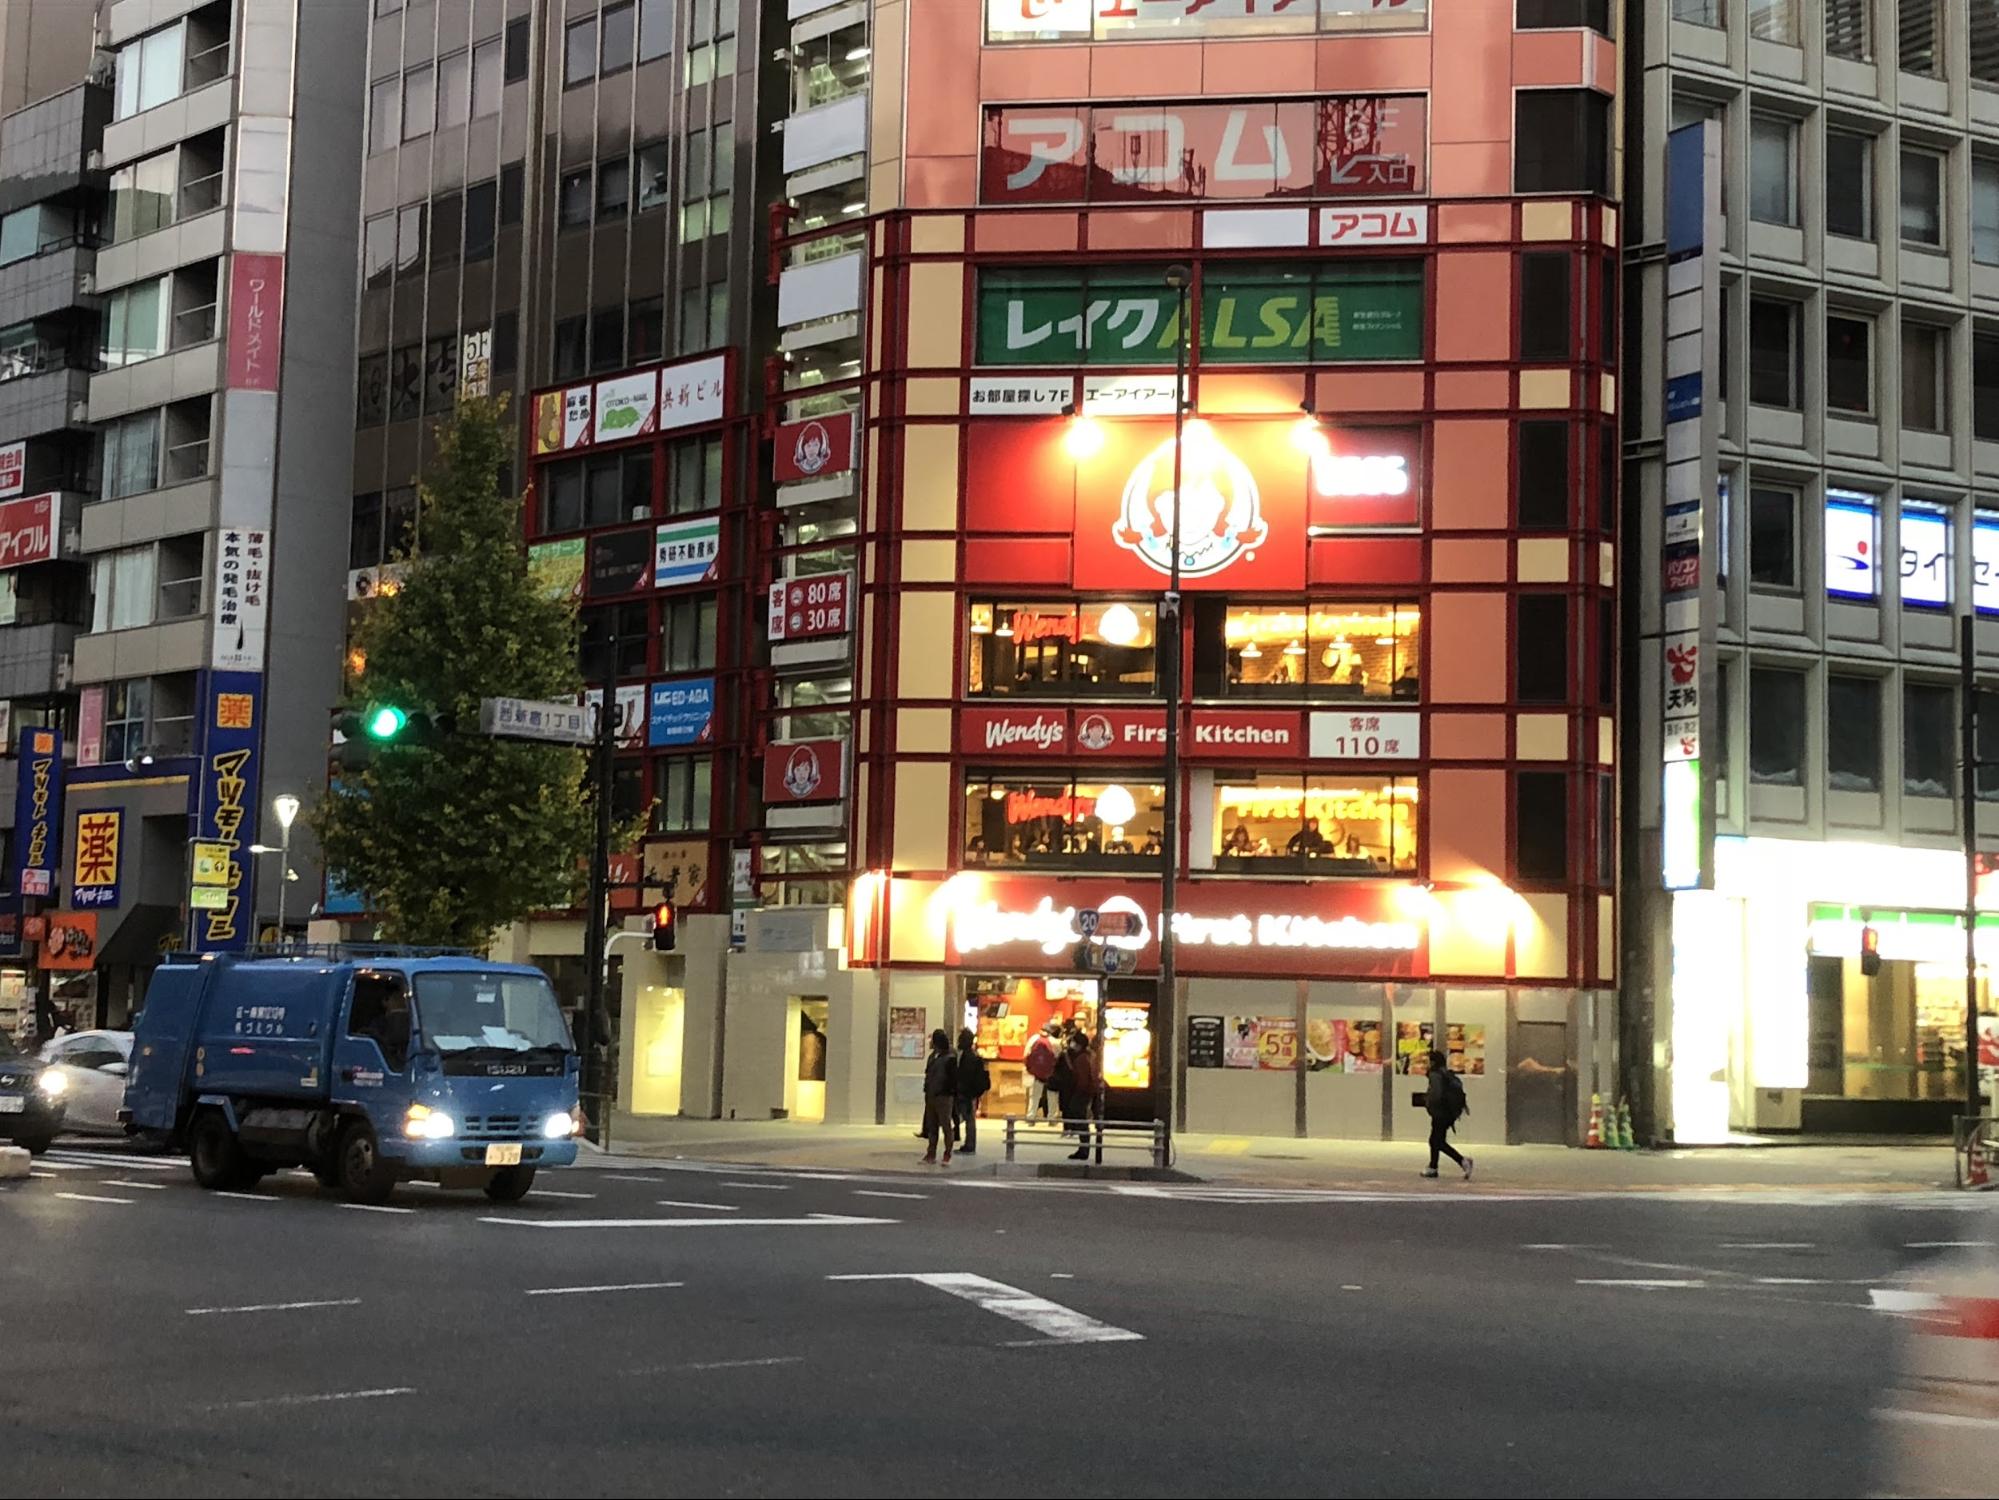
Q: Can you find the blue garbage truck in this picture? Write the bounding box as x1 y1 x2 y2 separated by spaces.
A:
122 949 581 1203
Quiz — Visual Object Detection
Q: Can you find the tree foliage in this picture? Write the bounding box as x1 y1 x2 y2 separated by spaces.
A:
310 397 597 948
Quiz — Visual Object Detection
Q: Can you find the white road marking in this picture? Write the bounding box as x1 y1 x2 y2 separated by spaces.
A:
1523 1243 1605 1251
186 1299 363 1317
1723 1242 1816 1250
1752 1277 1847 1286
339 1202 415 1215
213 1191 274 1202
603 1173 669 1183
27 1169 55 1178
524 1281 684 1297
1871 1289 1943 1312
654 1199 741 1211
220 1387 414 1411
103 1179 168 1191
1342 1284 1364 1291
721 1181 790 1191
854 1190 928 1201
45 1150 179 1172
55 1191 132 1204
1907 1240 1995 1249
29 1160 90 1171
1875 1408 1999 1432
483 1214 894 1230
1575 1278 1707 1289
527 1188 596 1200
680 1356 804 1371
1050 1273 1075 1280
829 1272 1143 1345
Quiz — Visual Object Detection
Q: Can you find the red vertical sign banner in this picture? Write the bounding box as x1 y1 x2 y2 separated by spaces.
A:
226 253 285 392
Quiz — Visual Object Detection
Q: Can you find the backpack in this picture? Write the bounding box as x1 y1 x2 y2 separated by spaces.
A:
1443 1069 1468 1127
1025 1036 1057 1081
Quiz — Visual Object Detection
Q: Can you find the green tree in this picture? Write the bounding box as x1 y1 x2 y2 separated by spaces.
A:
311 397 599 948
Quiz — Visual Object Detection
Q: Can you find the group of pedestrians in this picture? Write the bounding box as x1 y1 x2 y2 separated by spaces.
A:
920 1017 1102 1166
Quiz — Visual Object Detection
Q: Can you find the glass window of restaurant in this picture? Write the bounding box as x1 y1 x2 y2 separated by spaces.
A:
962 775 1165 867
1193 601 1420 700
967 600 1156 696
1213 774 1419 874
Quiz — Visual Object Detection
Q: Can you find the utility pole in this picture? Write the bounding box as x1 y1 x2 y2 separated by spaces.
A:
581 632 617 1137
1962 614 1983 1128
1160 263 1191 1141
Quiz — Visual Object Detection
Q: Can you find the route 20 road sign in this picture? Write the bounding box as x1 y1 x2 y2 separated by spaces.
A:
1079 908 1142 939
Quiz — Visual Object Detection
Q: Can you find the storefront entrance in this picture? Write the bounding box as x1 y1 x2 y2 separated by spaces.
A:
961 974 1158 1123
1804 953 1988 1133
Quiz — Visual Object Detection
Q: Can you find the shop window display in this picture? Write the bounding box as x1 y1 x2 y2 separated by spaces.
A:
1213 774 1419 875
962 775 1166 868
964 977 1154 1121
967 600 1156 696
1194 600 1420 700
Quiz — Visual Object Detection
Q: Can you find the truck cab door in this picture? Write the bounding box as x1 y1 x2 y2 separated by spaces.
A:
332 971 415 1122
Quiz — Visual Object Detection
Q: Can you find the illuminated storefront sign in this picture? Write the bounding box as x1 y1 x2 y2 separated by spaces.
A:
12 727 61 898
981 96 1426 204
532 352 729 456
1976 513 1999 614
1825 492 1880 600
936 873 1424 977
1900 502 1951 608
773 413 856 484
195 673 262 953
763 738 846 805
957 705 1307 759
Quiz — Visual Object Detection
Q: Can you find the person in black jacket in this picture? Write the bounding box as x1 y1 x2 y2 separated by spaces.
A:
953 1027 990 1155
1421 1049 1473 1180
920 1028 958 1165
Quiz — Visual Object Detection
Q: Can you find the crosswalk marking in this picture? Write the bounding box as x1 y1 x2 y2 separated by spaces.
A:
55 1191 133 1205
829 1271 1143 1345
482 1213 894 1230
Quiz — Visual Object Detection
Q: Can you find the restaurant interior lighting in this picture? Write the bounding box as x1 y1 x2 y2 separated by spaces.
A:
1097 602 1141 646
1094 784 1138 826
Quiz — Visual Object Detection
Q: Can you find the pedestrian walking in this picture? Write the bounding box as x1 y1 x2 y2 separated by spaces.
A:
920 1028 958 1165
1420 1048 1473 1180
1059 1029 1098 1162
953 1027 990 1154
1023 1020 1060 1119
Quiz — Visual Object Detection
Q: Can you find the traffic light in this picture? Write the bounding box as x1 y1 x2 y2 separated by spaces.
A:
331 704 438 770
650 902 677 952
1860 924 1882 978
363 704 409 741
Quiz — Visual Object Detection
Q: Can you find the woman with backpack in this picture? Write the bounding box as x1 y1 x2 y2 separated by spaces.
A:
1421 1048 1473 1180
920 1028 959 1165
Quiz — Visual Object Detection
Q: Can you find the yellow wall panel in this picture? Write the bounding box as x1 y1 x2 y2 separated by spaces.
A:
1521 200 1572 241
910 216 965 255
1515 537 1570 582
900 537 956 582
906 263 965 370
1517 369 1571 408
906 377 960 416
897 591 957 700
1515 714 1568 760
1515 893 1569 979
901 425 960 530
897 707 953 756
891 762 952 872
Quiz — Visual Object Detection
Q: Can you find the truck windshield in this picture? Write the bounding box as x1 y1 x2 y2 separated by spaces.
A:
412 973 572 1056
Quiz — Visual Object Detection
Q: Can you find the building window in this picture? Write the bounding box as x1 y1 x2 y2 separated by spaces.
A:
505 16 530 81
553 315 587 382
1211 774 1418 876
1749 113 1796 225
559 168 592 229
101 410 161 499
1905 682 1955 797
1978 688 1999 802
101 680 152 764
369 78 398 155
464 180 496 261
636 142 671 212
1900 0 1941 77
1902 147 1944 245
471 36 503 118
1826 675 1882 792
1825 129 1873 240
639 0 674 61
601 2 637 73
1901 501 1953 607
1977 329 1999 441
1514 772 1568 883
680 123 734 241
661 593 718 673
401 64 435 141
492 310 518 378
114 22 186 122
1519 253 1571 362
629 296 665 364
564 16 598 86
1749 486 1799 588
108 150 177 243
1826 0 1869 58
1749 667 1806 785
1976 158 1999 264
684 0 738 85
1516 0 1611 31
1902 320 1947 432
500 163 524 226
349 491 382 570
1517 421 1572 529
654 755 712 833
589 305 624 374
581 602 650 678
91 546 158 632
396 202 424 274
965 601 1158 698
707 283 730 348
428 191 461 267
668 436 723 515
1828 489 1882 600
424 333 457 412
1747 0 1797 41
363 212 393 287
1827 313 1874 415
437 49 469 129
102 277 167 367
1516 595 1569 703
388 344 420 421
964 775 1166 868
1197 601 1420 701
1514 90 1611 195
543 450 652 533
1749 297 1800 408
356 353 387 426
1671 0 1722 28
597 157 631 219
1978 6 1999 85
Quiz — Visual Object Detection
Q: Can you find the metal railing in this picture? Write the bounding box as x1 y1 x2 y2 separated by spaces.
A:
1002 1114 1170 1170
178 170 224 218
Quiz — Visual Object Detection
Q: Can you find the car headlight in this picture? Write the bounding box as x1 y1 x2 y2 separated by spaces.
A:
402 1103 455 1140
36 1069 65 1098
542 1111 575 1139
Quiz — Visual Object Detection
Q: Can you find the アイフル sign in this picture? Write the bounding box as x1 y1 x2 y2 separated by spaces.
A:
0 493 56 569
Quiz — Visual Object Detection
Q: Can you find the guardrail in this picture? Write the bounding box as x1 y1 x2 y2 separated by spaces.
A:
1001 1114 1170 1170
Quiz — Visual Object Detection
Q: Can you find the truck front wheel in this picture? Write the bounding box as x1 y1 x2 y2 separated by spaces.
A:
484 1166 537 1202
188 1111 253 1191
335 1121 395 1205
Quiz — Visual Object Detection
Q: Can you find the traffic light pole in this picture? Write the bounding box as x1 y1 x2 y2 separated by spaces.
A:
581 635 617 1139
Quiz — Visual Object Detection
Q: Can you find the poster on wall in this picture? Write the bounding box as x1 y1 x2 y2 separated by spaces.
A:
1255 1017 1299 1071
1307 1017 1386 1074
594 371 659 443
528 538 585 603
889 1006 928 1060
210 528 269 672
533 386 592 454
1445 1022 1486 1077
1187 1014 1224 1069
1224 1016 1260 1069
1394 1020 1434 1074
582 683 647 749
643 838 710 910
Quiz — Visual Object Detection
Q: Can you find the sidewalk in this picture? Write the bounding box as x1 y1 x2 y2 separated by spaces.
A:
599 1112 1962 1194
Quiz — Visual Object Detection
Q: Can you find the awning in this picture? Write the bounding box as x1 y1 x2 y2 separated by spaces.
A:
94 904 181 967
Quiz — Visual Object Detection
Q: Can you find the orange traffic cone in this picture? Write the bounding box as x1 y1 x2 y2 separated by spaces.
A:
1586 1092 1605 1149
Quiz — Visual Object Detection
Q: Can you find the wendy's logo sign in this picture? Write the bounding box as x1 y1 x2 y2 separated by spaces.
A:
781 743 823 800
792 421 833 476
1113 431 1265 580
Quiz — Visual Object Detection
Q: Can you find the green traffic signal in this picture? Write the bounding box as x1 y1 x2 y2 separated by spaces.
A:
365 704 410 741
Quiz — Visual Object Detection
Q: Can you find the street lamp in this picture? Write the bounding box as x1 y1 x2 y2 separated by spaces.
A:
1160 262 1192 1142
272 793 301 944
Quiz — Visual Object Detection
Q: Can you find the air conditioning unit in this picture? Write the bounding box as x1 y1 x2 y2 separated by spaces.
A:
85 149 103 172
54 654 72 690
67 400 88 424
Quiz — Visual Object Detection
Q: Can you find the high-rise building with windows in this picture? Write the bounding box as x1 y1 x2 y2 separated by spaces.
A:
1624 1 1999 1139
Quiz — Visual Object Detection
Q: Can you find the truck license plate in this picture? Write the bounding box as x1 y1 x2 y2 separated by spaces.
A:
0 1096 23 1113
484 1143 522 1166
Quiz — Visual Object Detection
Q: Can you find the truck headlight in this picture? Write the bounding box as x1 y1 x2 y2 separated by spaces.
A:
542 1111 575 1139
36 1069 65 1098
402 1103 455 1140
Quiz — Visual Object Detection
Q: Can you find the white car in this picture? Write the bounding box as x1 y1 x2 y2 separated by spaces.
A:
38 1030 132 1135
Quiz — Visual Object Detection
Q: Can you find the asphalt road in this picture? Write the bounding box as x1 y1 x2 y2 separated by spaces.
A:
5 1144 1997 1499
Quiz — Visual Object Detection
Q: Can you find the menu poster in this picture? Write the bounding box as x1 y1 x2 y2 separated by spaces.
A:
1395 1020 1435 1075
1187 1014 1224 1069
1307 1017 1387 1074
889 1006 927 1061
1255 1017 1299 1072
1224 1016 1261 1069
1348 1020 1385 1073
1447 1022 1487 1077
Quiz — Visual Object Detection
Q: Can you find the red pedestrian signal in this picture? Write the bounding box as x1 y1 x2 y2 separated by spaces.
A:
651 902 677 952
1859 924 1882 978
